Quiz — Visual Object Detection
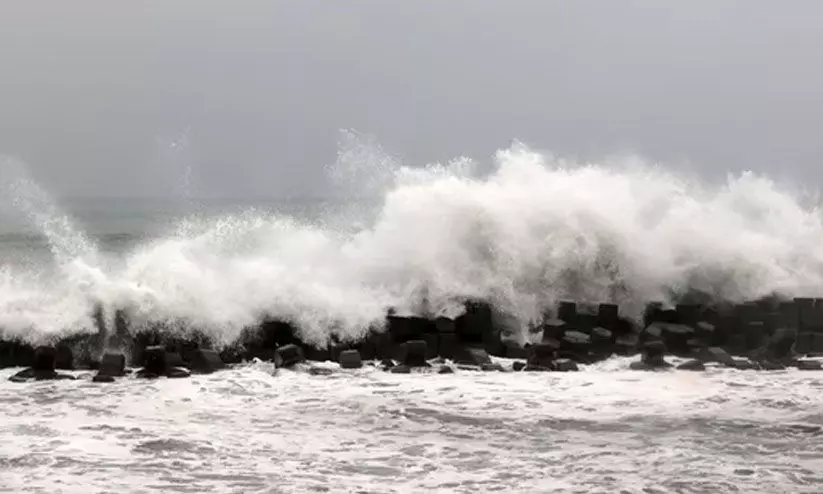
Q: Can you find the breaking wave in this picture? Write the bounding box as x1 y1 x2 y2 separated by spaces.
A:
2 131 823 346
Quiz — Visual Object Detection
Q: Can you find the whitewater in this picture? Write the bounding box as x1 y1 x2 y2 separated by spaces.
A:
3 134 823 493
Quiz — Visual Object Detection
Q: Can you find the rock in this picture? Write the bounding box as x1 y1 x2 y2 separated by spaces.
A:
307 366 335 376
557 301 577 322
641 340 669 367
136 345 191 378
387 315 431 342
643 324 663 341
658 323 695 354
400 340 429 367
703 347 735 366
753 327 797 362
629 360 672 371
390 364 411 374
481 363 505 372
339 349 363 369
454 346 492 366
139 345 167 377
759 361 786 371
274 344 305 369
676 359 705 371
541 319 567 341
503 342 529 360
527 342 557 369
165 351 186 369
553 359 579 372
795 359 822 371
631 340 671 369
423 333 439 360
438 332 457 359
435 316 456 333
97 353 126 377
512 361 526 371
438 365 455 374
524 364 553 372
597 303 620 328
614 334 639 355
9 346 77 382
730 359 758 370
562 330 590 346
55 344 74 370
188 349 225 374
591 327 613 343
166 367 192 379
33 346 57 373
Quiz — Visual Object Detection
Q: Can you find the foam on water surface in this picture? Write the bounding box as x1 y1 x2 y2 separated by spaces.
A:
3 134 823 347
1 360 823 493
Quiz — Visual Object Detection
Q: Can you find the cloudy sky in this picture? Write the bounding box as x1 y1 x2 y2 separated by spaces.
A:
1 0 821 199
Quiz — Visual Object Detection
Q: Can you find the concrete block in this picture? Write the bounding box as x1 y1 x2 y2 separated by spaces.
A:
744 321 767 350
423 333 439 360
400 340 428 367
676 304 700 326
811 334 823 354
438 333 457 359
778 301 799 330
795 332 813 354
453 346 492 366
541 319 567 341
273 344 305 369
503 342 529 360
557 301 577 323
98 353 126 377
553 359 579 372
435 317 456 333
795 359 822 371
339 349 363 369
677 359 705 371
597 303 619 328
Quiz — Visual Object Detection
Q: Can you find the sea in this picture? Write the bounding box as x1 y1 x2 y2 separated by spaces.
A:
2 137 823 493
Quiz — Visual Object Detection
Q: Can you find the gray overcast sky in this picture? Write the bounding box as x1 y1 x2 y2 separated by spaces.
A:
0 0 821 199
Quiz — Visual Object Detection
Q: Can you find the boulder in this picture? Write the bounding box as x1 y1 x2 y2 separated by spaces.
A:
339 349 363 369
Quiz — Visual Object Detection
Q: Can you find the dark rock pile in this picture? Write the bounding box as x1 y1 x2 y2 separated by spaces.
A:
4 295 823 381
